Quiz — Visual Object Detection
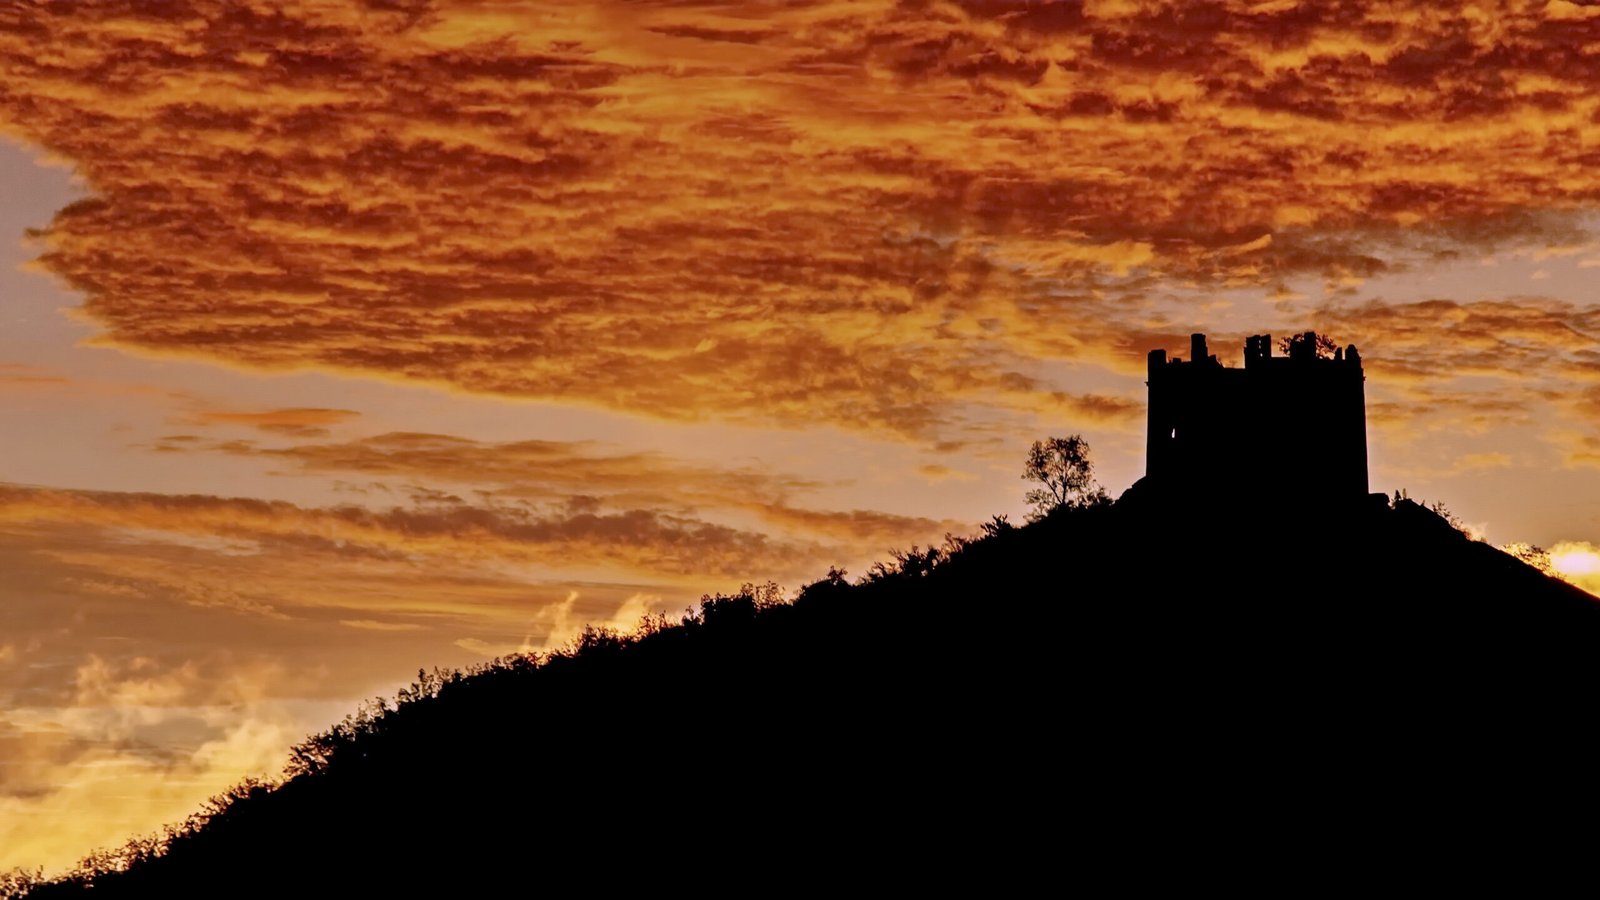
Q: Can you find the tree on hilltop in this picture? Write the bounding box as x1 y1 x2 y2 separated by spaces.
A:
1022 435 1109 520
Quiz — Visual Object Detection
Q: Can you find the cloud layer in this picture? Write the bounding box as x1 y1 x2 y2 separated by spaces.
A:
8 1 1600 435
0 482 806 580
146 429 970 541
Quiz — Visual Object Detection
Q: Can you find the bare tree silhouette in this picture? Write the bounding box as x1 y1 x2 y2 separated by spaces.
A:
1023 435 1107 519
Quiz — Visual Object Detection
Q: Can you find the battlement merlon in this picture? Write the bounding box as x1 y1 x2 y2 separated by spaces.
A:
1244 334 1271 368
1149 333 1363 379
1147 347 1166 381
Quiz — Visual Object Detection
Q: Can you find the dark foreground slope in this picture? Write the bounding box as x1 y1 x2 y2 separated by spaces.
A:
14 492 1600 896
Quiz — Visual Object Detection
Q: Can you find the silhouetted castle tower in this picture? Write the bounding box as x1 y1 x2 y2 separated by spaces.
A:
1146 332 1368 499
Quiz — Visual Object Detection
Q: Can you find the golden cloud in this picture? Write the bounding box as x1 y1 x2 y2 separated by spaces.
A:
0 648 327 876
0 696 309 877
8 1 1600 435
145 430 971 547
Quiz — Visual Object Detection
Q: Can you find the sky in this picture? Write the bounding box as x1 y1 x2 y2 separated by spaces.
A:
4 0 1600 873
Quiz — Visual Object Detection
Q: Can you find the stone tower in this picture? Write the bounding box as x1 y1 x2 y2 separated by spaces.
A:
1145 332 1368 501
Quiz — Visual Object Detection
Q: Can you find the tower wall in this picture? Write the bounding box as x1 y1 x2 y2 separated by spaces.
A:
1144 333 1368 502
1146 348 1171 480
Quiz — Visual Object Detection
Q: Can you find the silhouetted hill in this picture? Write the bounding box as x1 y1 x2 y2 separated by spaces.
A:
10 490 1600 897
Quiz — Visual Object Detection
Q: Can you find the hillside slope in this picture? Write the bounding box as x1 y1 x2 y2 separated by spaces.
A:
12 492 1600 896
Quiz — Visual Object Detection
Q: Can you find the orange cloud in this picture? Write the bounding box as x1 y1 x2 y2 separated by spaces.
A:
164 430 821 506
144 430 970 550
1305 296 1600 457
337 619 425 632
182 408 361 438
745 502 967 547
0 482 803 580
0 363 69 390
8 1 1600 436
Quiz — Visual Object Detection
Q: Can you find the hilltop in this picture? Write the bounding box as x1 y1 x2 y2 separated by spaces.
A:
9 489 1600 897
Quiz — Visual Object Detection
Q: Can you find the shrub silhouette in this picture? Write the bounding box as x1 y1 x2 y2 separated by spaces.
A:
9 489 1600 897
1277 330 1339 358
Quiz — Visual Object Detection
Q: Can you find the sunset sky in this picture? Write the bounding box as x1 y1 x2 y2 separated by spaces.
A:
5 0 1600 873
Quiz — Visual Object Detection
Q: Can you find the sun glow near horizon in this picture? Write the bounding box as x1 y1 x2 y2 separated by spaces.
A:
1550 543 1600 586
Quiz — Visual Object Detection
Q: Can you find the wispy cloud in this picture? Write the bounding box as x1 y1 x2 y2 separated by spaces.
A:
180 408 362 438
142 430 972 547
0 483 804 579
